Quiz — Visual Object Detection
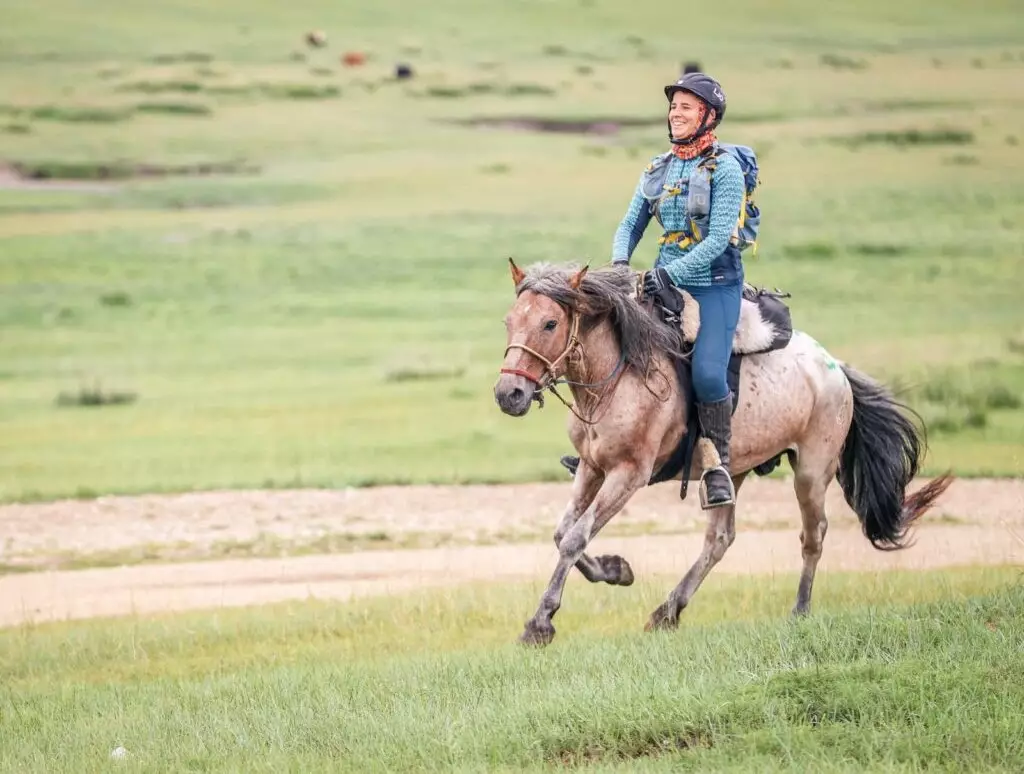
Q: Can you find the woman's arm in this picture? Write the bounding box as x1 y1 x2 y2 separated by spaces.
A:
611 174 653 263
662 155 744 284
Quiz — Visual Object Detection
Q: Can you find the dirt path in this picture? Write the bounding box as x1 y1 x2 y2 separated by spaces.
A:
1 478 1022 627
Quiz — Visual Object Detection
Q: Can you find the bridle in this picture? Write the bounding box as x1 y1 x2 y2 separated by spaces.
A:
500 306 626 423
501 308 581 392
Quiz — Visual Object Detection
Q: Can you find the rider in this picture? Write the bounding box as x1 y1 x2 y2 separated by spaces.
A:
561 72 746 507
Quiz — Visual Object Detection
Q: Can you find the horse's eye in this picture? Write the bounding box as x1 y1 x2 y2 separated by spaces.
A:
544 320 557 331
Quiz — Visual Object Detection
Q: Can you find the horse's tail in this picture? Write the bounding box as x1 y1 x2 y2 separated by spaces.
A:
836 364 954 551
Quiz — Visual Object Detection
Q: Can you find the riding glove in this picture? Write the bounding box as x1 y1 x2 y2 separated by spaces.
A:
642 267 673 299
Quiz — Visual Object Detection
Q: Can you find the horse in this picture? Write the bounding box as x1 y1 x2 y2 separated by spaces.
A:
493 259 953 647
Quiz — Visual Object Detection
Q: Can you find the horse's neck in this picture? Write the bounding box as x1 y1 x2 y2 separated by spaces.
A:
566 317 622 404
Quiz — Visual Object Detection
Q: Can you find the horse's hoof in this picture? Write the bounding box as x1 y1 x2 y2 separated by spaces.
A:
598 555 634 586
518 620 555 647
791 604 810 618
644 603 679 632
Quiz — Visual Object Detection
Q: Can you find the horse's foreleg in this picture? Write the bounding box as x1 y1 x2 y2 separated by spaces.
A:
646 472 748 631
520 463 647 646
550 459 635 587
573 552 635 586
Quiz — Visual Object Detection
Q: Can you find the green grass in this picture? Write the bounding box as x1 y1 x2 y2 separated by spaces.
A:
133 101 213 117
0 567 1021 772
1 0 1024 502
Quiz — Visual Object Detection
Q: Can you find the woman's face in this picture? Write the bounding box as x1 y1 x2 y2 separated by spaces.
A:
668 91 713 140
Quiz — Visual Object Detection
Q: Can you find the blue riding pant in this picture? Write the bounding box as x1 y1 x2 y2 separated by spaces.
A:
681 281 742 404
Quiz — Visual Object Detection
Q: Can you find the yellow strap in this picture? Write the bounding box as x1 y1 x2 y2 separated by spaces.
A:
658 231 695 249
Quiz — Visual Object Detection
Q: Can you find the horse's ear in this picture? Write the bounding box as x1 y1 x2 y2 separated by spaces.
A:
569 264 589 290
509 257 525 287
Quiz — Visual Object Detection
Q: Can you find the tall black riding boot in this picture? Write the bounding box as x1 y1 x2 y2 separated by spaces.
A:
696 393 736 508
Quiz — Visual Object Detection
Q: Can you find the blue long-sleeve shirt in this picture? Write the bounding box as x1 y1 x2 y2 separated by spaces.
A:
612 151 745 287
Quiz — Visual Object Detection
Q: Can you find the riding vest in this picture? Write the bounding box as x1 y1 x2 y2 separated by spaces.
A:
638 150 745 286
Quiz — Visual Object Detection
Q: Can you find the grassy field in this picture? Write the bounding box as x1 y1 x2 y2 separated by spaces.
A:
0 566 1021 772
2 0 1024 502
3 6 1023 770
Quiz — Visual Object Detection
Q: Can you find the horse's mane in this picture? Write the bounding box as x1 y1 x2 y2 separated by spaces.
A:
516 262 684 376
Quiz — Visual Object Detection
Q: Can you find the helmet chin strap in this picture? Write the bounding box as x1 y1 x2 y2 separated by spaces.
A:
670 126 710 145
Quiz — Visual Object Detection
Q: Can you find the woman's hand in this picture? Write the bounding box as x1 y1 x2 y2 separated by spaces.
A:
642 267 672 299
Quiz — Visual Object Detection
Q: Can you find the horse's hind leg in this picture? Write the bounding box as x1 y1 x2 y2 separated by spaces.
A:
791 451 839 616
553 458 634 587
646 472 747 631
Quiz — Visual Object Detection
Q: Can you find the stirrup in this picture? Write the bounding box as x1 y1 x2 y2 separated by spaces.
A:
698 466 735 510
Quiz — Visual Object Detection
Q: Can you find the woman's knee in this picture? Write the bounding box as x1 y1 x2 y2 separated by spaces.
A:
692 361 728 403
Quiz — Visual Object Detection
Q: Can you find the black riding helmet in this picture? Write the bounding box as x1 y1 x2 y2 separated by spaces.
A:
664 72 726 144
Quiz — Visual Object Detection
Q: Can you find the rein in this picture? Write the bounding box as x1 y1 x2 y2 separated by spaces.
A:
501 308 627 424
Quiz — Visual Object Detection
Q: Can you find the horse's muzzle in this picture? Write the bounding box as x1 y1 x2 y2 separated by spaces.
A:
494 374 535 417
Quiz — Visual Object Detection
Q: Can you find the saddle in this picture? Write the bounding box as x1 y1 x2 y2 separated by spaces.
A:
646 280 794 498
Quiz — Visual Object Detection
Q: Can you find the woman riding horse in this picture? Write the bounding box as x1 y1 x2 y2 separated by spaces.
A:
561 72 746 507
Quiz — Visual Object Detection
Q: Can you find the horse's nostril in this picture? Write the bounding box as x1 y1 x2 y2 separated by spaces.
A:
510 387 525 403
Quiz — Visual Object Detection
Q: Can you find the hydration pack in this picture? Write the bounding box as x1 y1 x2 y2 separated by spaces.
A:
689 143 761 254
642 142 761 255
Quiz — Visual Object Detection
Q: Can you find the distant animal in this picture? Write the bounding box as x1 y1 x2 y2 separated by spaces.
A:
305 30 327 48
